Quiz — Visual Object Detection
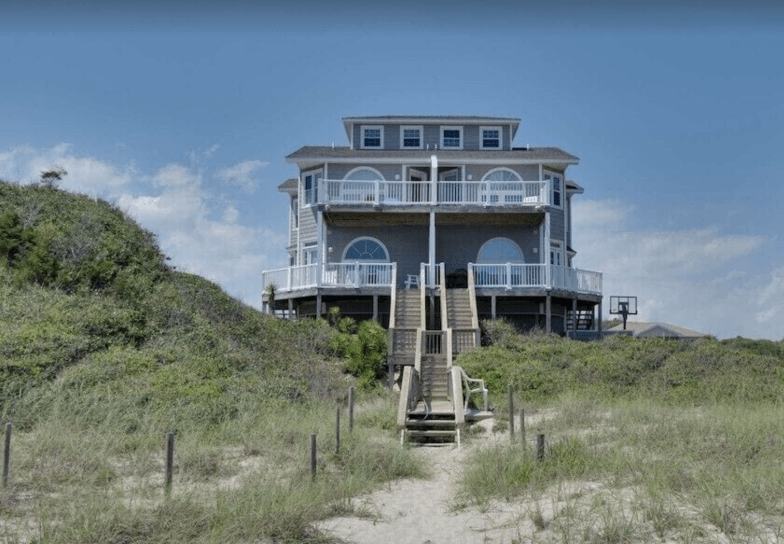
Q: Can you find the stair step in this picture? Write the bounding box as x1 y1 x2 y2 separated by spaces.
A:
404 430 457 437
405 419 456 427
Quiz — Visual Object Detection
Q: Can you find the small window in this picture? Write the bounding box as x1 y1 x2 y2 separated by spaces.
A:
303 170 322 205
550 241 564 267
480 126 502 149
361 125 383 149
544 171 562 207
292 197 298 229
400 125 422 149
441 126 463 149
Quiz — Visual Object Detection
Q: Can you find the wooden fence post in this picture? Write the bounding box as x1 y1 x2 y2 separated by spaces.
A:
310 434 317 481
3 423 10 488
519 409 526 449
508 385 514 442
537 434 545 461
165 432 174 497
348 386 355 433
335 404 341 454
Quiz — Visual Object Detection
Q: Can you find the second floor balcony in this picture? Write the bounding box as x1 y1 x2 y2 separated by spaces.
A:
262 261 601 297
306 178 550 208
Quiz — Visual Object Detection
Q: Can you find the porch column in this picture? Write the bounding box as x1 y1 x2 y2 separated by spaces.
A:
598 301 603 339
545 294 552 333
429 210 436 282
316 209 324 287
572 298 578 338
491 295 497 319
288 298 294 319
544 211 551 288
373 295 378 321
316 294 322 317
430 154 438 205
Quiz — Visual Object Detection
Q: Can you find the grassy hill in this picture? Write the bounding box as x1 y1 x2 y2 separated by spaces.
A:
2 179 784 542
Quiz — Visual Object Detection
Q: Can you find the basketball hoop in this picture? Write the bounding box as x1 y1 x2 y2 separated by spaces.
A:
609 296 637 331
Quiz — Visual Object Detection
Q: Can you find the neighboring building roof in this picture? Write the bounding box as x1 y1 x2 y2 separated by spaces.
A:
278 178 298 194
342 115 522 141
607 321 707 339
286 146 579 168
566 179 584 194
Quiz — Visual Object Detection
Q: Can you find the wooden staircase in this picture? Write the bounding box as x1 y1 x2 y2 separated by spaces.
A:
396 265 490 446
567 309 594 331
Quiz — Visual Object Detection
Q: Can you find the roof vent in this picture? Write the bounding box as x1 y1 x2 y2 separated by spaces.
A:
332 142 335 149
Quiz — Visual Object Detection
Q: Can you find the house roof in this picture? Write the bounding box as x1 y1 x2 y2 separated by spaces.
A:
286 146 579 168
342 115 522 141
607 321 707 338
277 178 298 194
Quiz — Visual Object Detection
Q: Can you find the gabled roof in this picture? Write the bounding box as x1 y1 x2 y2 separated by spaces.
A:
286 146 578 168
607 322 707 338
277 178 298 194
342 115 521 141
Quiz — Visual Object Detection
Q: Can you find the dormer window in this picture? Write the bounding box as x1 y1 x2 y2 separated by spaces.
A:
361 125 383 149
441 126 463 149
400 126 423 149
480 126 502 149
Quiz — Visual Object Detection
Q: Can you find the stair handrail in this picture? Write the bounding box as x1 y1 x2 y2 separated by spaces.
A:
418 263 427 330
397 366 414 430
467 262 480 333
438 264 454 367
450 366 465 428
455 365 488 412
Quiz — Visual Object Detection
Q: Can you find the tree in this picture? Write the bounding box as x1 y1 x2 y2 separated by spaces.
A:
39 167 67 188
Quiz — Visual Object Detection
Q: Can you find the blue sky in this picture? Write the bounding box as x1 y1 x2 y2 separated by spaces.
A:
2 1 783 339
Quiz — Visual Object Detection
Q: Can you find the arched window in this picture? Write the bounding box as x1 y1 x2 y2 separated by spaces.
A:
477 238 524 264
344 167 384 181
342 237 389 262
482 168 522 182
340 168 385 203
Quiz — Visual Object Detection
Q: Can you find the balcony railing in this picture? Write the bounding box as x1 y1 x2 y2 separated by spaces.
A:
262 262 600 296
469 263 602 295
262 262 396 292
320 179 549 207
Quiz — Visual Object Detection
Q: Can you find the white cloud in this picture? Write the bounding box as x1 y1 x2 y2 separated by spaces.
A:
573 199 777 339
215 159 269 192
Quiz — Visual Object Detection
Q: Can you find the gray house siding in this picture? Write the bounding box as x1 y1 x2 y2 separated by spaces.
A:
327 162 401 181
327 225 429 281
437 225 539 272
298 206 318 246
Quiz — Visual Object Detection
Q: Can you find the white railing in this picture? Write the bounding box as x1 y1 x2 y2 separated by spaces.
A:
262 263 395 292
321 179 548 206
421 262 443 289
469 263 602 295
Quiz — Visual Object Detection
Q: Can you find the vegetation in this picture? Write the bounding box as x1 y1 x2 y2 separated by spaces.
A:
455 319 784 542
4 180 784 542
0 180 415 543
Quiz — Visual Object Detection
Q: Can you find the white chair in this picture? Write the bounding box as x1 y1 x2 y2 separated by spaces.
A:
405 274 419 289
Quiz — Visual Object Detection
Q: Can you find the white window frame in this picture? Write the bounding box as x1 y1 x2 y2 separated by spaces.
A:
360 125 384 149
302 169 323 207
440 125 463 150
543 169 563 208
400 125 423 149
342 236 390 262
291 197 299 230
550 240 564 267
479 126 502 150
477 237 525 264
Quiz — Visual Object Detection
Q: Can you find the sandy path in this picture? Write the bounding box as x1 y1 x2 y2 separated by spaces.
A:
317 421 536 544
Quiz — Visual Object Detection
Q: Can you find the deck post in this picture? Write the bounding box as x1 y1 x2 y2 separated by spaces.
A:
572 298 577 338
288 298 294 319
316 294 322 317
545 294 552 333
373 295 379 321
491 295 496 319
598 300 603 339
